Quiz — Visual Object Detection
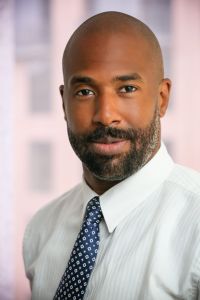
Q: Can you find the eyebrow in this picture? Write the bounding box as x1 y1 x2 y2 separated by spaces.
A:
69 72 143 86
112 73 144 82
69 76 94 86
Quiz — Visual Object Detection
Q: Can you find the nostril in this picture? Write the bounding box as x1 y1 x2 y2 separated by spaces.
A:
93 112 121 126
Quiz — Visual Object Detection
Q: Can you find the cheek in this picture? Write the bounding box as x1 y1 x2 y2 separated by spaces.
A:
120 98 157 129
65 100 93 132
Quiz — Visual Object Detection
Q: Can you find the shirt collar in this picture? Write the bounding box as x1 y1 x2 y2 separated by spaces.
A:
81 143 174 233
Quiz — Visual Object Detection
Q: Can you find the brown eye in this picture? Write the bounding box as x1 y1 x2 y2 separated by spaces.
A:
76 89 94 96
120 86 137 93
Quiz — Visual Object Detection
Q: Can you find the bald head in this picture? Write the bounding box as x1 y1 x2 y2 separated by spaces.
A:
62 11 164 82
60 11 171 190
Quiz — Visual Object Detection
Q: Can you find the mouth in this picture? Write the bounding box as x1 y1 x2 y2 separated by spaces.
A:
89 137 130 155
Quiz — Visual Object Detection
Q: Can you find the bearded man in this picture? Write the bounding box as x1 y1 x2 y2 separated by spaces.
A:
23 11 200 300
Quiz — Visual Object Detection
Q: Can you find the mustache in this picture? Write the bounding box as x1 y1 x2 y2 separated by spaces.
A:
84 126 140 142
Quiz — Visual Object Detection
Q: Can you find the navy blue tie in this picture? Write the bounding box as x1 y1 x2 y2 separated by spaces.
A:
54 196 102 300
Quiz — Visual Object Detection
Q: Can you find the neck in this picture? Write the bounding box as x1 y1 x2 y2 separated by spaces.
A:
83 166 122 195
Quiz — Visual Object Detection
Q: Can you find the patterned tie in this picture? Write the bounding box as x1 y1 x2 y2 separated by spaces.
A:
54 196 102 300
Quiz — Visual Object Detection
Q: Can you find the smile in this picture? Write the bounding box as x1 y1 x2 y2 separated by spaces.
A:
89 138 130 155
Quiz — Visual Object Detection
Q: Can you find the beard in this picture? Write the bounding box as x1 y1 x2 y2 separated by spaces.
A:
67 109 160 181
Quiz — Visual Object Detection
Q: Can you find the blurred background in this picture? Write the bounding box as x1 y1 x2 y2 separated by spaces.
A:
1 0 200 299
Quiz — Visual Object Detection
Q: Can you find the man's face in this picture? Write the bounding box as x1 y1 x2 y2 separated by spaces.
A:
61 31 170 181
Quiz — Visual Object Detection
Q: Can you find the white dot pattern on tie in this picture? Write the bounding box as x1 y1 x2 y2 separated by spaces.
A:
54 196 102 300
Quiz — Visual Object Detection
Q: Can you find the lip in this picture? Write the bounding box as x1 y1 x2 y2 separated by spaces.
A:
92 137 124 144
89 139 130 155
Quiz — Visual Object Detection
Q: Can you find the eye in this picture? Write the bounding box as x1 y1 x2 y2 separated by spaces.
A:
76 89 95 96
119 85 137 93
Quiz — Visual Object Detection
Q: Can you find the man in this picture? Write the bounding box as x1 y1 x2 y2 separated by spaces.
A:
23 11 200 300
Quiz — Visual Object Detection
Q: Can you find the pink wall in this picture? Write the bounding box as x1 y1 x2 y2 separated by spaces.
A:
170 0 200 169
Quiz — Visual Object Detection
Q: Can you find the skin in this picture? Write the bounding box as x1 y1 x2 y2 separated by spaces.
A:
60 12 171 195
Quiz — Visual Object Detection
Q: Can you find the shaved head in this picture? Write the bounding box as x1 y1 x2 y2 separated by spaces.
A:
62 11 164 82
60 11 171 193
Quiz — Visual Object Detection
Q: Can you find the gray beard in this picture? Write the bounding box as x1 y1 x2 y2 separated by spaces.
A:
67 109 160 181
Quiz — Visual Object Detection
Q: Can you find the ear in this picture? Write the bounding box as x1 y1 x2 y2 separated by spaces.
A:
59 85 67 121
158 78 171 118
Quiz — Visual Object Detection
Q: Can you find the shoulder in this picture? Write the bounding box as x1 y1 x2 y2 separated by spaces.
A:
162 164 200 228
170 166 200 277
159 164 200 279
26 182 83 230
167 163 200 196
23 182 83 269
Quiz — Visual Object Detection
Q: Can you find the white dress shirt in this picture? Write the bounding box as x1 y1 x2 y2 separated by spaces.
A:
23 144 200 300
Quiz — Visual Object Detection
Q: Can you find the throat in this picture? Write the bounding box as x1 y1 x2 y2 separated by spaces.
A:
83 164 122 195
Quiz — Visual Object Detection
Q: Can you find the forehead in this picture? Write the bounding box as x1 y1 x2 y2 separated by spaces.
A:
64 30 155 81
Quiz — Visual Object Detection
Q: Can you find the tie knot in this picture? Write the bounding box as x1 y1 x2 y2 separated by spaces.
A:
85 196 102 225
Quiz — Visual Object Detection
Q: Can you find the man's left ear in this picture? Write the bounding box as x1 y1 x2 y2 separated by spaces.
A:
158 78 171 118
59 84 64 97
59 84 67 121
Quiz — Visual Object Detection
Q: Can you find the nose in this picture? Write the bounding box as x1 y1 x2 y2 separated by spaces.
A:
92 92 121 126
